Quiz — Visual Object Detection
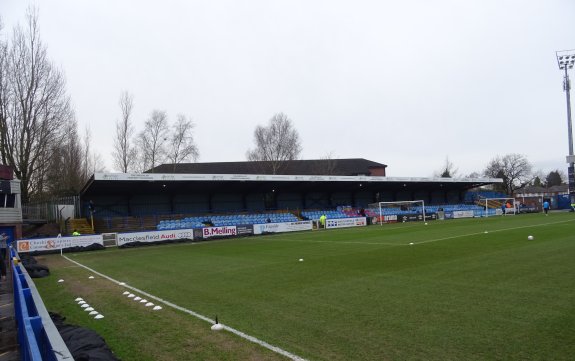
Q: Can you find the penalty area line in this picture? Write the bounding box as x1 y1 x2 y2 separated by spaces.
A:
61 255 309 361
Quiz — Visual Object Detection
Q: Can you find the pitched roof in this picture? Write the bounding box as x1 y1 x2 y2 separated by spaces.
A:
515 184 568 194
147 158 387 176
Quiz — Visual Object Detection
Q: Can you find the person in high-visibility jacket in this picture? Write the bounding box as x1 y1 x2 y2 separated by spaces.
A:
319 214 327 229
72 229 81 236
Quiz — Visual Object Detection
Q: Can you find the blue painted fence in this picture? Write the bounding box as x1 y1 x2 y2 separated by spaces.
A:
10 247 73 360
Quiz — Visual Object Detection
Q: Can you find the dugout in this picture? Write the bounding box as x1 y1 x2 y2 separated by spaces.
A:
79 159 501 219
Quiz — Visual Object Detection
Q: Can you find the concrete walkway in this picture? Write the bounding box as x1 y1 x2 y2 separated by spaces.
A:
0 260 19 361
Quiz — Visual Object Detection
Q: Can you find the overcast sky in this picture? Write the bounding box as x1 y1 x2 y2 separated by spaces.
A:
1 0 574 178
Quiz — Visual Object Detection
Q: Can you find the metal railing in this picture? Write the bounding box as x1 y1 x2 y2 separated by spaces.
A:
22 196 80 223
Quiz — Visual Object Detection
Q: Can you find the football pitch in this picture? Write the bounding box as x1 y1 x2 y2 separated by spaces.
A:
35 213 575 360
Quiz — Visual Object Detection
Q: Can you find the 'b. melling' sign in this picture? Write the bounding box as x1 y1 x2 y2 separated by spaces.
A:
202 226 237 238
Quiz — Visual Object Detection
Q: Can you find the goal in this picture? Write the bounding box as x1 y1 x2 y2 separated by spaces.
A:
515 195 544 213
367 200 426 225
483 197 517 216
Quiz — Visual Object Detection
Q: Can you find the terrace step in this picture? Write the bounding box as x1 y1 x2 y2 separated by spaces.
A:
67 218 94 235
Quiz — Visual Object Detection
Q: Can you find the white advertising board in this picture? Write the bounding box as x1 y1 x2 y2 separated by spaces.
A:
117 229 194 246
202 226 237 238
253 221 312 235
325 217 367 229
452 210 475 219
17 235 104 253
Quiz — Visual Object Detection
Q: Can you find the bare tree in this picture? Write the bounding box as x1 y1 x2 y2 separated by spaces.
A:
112 91 137 172
166 114 199 170
83 126 106 176
464 171 481 179
316 151 338 175
484 154 533 195
434 156 458 178
82 126 91 180
137 110 169 172
246 112 302 174
44 118 84 197
0 10 72 202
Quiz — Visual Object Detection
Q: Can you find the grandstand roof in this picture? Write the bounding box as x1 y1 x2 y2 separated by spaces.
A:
147 158 387 176
81 171 502 197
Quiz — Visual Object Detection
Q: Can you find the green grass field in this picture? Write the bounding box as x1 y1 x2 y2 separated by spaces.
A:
35 213 575 360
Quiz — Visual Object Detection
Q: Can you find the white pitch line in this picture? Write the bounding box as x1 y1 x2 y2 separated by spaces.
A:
412 218 575 245
62 255 308 361
273 218 575 247
275 238 400 246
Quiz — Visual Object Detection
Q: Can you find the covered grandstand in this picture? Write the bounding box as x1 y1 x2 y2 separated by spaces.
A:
79 159 502 233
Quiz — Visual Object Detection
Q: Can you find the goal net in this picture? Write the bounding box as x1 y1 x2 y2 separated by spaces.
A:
515 195 543 213
483 197 517 216
366 200 426 225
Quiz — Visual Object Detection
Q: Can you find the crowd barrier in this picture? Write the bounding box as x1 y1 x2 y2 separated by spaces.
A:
10 247 73 360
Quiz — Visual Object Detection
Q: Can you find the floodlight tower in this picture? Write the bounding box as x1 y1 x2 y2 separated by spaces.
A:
556 50 575 205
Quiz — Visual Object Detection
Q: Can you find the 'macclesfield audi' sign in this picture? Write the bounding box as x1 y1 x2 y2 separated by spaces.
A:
117 229 193 246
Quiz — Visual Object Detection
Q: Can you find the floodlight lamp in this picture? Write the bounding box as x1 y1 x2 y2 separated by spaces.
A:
559 56 564 60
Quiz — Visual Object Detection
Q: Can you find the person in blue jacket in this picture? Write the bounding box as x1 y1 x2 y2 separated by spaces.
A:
543 200 550 215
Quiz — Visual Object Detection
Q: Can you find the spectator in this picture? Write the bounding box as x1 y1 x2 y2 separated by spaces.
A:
72 229 81 236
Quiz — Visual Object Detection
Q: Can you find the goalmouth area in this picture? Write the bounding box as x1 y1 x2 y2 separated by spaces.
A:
32 212 575 361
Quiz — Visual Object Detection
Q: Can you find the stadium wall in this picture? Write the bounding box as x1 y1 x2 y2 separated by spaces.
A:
276 192 303 209
211 193 243 211
245 193 265 210
130 194 171 215
395 191 413 201
173 194 210 213
304 192 330 208
329 192 353 207
446 191 460 204
430 191 445 204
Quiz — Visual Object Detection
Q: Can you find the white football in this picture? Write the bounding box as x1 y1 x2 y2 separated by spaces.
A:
527 235 534 240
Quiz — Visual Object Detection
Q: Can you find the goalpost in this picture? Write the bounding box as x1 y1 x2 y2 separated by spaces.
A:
483 197 517 217
367 200 426 225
